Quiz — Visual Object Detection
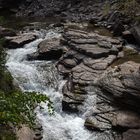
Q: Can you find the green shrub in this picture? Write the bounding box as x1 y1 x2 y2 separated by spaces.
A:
0 91 53 128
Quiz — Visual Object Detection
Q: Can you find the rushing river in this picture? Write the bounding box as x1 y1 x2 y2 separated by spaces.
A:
6 28 98 140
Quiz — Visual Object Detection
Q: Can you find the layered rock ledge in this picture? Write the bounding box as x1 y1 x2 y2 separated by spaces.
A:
85 61 140 140
56 28 123 112
55 28 139 139
27 36 67 60
5 33 36 49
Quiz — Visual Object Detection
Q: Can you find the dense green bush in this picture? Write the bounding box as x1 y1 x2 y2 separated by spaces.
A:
0 91 53 128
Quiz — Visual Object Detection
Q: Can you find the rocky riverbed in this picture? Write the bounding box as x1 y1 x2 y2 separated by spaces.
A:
0 1 140 136
38 25 140 140
1 21 140 140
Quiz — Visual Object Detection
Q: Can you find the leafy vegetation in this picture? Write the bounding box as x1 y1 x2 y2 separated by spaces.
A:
0 91 53 128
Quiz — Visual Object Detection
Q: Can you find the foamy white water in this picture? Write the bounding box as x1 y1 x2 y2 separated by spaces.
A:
6 29 97 140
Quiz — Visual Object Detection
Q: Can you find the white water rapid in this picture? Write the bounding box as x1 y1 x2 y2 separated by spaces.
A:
6 28 97 140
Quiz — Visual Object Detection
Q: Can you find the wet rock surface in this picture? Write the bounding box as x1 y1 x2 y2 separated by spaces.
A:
84 61 140 139
56 29 123 113
16 124 43 140
1 21 139 140
28 36 67 60
54 28 140 139
5 33 36 49
97 61 140 110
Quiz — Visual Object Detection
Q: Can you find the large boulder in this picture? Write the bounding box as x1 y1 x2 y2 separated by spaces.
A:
85 109 140 131
28 37 67 60
97 61 140 110
5 33 36 48
84 61 140 140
